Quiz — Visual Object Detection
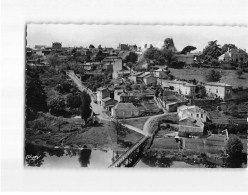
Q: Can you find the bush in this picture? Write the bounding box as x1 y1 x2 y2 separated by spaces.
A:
225 134 243 157
48 96 66 116
205 69 221 82
169 61 185 69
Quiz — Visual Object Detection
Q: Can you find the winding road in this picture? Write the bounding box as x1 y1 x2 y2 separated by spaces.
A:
65 70 174 137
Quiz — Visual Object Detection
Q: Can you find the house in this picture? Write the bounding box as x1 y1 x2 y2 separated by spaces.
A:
102 57 122 72
174 53 198 65
117 44 129 51
111 103 139 118
178 117 204 137
205 82 232 100
158 79 197 97
166 101 187 112
101 97 117 111
128 72 143 83
177 105 209 123
218 48 247 63
96 87 110 105
114 89 124 102
152 68 169 78
143 75 157 85
52 42 62 50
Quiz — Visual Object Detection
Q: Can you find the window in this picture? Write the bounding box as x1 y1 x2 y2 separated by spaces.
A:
209 88 211 92
216 89 218 93
196 114 199 118
201 114 203 118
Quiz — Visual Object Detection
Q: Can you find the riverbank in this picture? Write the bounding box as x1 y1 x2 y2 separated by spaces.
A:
25 112 143 151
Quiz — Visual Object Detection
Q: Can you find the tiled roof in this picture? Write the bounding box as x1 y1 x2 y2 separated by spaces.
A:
97 87 107 91
205 82 232 87
114 103 138 110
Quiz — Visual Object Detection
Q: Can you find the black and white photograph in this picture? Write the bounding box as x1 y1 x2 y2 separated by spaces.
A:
25 24 247 169
2 0 248 192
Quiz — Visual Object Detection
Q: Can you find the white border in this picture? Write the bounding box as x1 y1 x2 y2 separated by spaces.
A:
1 0 248 192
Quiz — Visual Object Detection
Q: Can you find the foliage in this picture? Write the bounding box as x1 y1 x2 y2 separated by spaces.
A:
222 44 237 53
132 83 139 90
202 40 222 62
95 50 105 62
181 45 197 54
163 38 175 50
225 134 243 157
89 44 95 49
55 80 74 94
80 91 92 122
66 93 81 109
125 52 138 64
169 61 185 69
26 70 48 122
211 59 220 67
48 96 66 116
47 54 60 66
236 69 243 78
205 69 222 82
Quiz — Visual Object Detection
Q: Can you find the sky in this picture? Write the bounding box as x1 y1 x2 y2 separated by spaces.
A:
27 24 248 51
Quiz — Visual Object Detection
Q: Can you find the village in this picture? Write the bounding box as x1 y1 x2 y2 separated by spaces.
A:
25 38 248 168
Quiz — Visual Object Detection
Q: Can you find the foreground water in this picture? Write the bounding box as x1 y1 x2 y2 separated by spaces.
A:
25 144 246 168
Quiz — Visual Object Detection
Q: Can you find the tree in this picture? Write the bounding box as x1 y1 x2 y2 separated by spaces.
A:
163 38 175 50
161 48 176 65
48 96 66 116
132 83 139 90
80 91 92 123
47 54 60 66
236 69 243 78
95 50 105 62
98 44 102 50
202 40 222 62
125 52 138 64
26 70 48 122
222 44 237 53
205 69 222 82
143 47 161 61
225 134 243 157
66 93 81 109
181 45 197 54
89 44 95 49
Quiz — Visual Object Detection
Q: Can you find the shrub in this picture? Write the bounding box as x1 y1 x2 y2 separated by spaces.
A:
225 134 243 157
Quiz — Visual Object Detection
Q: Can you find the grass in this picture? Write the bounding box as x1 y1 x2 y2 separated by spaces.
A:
170 67 248 88
121 116 150 130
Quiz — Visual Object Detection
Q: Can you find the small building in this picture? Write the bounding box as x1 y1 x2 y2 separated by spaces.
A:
177 105 209 123
114 89 124 102
111 103 139 118
52 42 62 50
143 75 157 85
174 53 197 65
178 117 204 137
102 97 117 111
218 48 247 63
205 82 232 100
166 101 187 112
158 79 197 97
96 87 110 105
117 44 129 51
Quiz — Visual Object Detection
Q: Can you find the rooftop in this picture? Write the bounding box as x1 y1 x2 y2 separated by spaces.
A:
114 103 138 110
205 82 232 87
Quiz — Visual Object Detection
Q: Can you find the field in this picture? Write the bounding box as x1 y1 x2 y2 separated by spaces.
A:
170 68 248 89
121 116 150 130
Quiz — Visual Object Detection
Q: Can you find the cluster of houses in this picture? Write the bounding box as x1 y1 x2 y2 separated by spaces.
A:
26 41 243 141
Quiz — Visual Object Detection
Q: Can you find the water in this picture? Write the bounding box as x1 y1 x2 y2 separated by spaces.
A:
25 143 120 168
25 144 247 168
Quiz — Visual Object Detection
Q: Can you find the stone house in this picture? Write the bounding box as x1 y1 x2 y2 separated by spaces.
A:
102 97 117 111
158 79 197 97
218 48 247 63
178 117 204 137
205 82 232 100
96 87 110 105
111 103 139 118
177 105 209 123
143 75 157 85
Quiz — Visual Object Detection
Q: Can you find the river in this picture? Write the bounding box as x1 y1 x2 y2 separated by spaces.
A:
25 143 246 168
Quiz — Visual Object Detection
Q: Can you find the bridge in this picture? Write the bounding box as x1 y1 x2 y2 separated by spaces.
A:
65 70 173 167
109 136 150 168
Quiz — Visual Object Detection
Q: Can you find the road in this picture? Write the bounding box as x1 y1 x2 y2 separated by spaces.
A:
66 70 174 137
